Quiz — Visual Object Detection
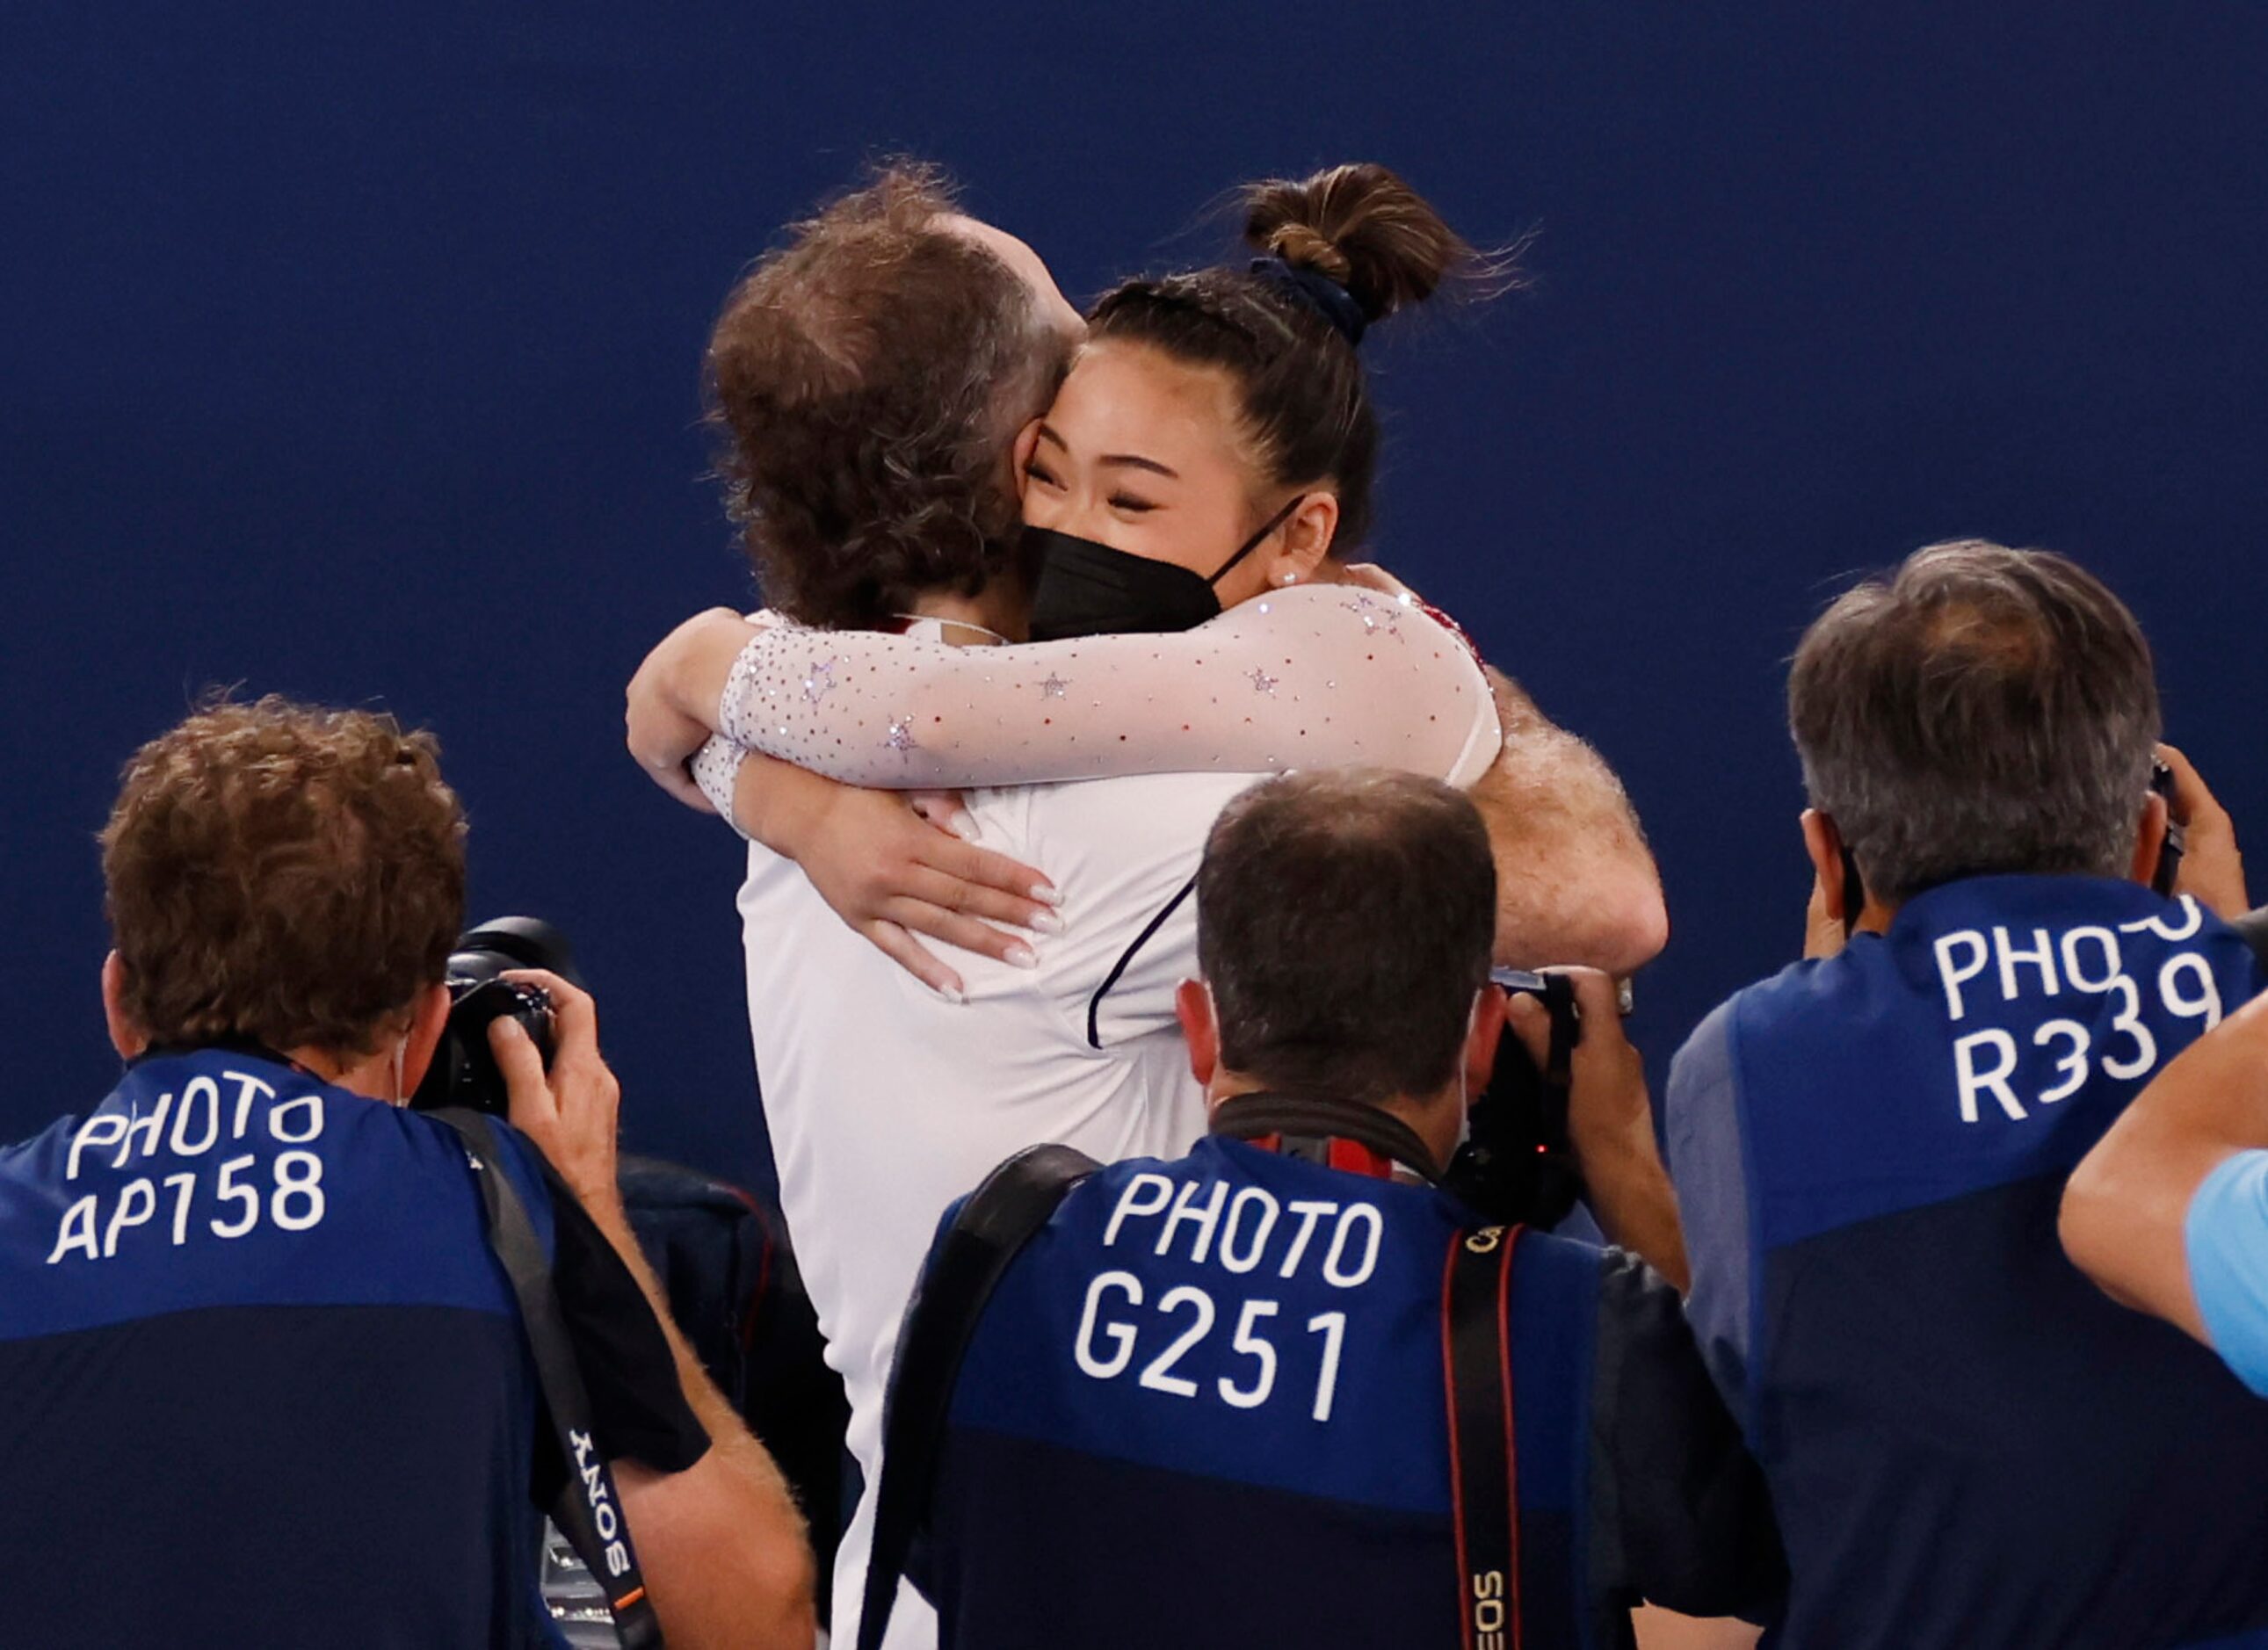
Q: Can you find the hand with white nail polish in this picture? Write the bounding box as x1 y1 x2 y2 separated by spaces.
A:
909 787 976 842
745 763 1062 999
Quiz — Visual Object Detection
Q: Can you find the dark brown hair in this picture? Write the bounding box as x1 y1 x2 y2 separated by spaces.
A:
1086 163 1499 551
1789 539 2162 903
101 696 467 1056
1198 769 1496 1107
705 162 1069 629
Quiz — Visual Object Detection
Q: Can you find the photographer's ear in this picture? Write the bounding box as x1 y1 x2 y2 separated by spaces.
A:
101 951 148 1060
1175 979 1221 1088
1463 986 1507 1102
397 981 453 1101
1801 809 1852 926
2130 786 2171 889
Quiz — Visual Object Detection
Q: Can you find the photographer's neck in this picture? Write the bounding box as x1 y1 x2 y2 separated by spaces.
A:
1382 1091 1466 1173
1180 977 1495 1184
1206 1069 1464 1179
99 957 450 1107
1367 1088 1466 1176
281 981 453 1105
283 1042 400 1104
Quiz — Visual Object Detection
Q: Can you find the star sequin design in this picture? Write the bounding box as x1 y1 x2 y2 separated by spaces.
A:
801 658 839 704
1248 667 1279 694
885 718 920 754
1343 592 1407 640
1039 673 1070 699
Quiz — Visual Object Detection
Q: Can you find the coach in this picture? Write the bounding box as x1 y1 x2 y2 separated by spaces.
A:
0 698 814 1649
1664 540 2268 1648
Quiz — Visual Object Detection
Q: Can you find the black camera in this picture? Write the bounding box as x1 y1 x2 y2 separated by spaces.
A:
409 916 581 1115
1443 968 1586 1229
2150 756 2186 899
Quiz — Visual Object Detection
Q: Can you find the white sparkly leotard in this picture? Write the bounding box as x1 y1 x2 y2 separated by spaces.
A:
701 583 1501 794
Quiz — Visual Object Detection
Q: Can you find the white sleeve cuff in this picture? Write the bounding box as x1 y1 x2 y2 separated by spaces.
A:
692 736 751 840
714 629 772 753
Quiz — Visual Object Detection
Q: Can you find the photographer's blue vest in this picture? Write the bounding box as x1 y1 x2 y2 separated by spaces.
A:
919 1136 1618 1648
1669 877 2268 1649
0 1049 565 1648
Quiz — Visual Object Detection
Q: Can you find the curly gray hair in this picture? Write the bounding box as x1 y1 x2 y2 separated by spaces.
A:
704 161 1069 629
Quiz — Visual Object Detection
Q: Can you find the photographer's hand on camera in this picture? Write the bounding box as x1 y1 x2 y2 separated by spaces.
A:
489 969 623 1219
1508 968 1691 1292
490 971 818 1649
2159 743 2248 918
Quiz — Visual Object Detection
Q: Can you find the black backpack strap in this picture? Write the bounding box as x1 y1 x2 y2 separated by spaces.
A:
1442 1223 1525 1650
857 1143 1101 1650
429 1108 665 1650
2232 906 2268 975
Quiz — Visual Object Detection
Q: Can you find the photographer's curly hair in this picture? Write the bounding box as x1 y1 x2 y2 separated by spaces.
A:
101 696 467 1057
705 163 1067 629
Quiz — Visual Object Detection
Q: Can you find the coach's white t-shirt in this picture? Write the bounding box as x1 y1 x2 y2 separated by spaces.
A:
721 590 1500 1646
739 769 1253 1649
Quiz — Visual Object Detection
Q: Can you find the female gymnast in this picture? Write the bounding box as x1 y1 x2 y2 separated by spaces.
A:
631 163 1657 990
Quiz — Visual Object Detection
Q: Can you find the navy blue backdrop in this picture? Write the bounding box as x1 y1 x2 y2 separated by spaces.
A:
5 3 2264 1193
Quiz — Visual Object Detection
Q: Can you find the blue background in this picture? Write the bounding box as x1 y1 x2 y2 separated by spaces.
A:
6 2 2264 1193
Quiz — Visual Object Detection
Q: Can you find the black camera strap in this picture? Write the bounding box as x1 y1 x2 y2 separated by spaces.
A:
857 1143 1101 1650
430 1108 665 1650
1442 1222 1525 1650
1211 1090 1445 1183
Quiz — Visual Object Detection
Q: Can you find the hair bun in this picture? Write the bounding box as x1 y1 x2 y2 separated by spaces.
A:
1243 163 1478 322
1260 221 1354 287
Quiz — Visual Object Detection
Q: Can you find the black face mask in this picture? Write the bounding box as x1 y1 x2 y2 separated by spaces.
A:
1025 495 1304 642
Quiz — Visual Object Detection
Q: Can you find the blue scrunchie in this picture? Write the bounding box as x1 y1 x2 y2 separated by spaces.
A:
1248 256 1368 347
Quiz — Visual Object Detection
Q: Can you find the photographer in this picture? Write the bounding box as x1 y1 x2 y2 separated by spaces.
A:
1663 541 2268 1648
2060 761 2268 1384
858 770 1779 1650
0 698 814 1649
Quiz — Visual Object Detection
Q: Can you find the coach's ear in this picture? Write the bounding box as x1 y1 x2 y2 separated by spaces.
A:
102 951 148 1060
1011 419 1044 504
1176 979 1220 1089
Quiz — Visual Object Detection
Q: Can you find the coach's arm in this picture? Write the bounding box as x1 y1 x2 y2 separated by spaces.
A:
1471 668 1669 976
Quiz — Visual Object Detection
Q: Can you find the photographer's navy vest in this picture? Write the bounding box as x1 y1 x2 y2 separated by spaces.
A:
918 1136 1621 1649
1669 877 2268 1649
0 1049 565 1648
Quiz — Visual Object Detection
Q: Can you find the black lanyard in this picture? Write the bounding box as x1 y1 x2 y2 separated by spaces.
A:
1210 1090 1445 1184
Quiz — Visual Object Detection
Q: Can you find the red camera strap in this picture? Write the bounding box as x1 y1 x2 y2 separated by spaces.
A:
1242 1131 1409 1183
1442 1224 1525 1650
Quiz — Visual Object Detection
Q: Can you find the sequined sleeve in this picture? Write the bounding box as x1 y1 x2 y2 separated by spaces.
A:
714 585 1502 790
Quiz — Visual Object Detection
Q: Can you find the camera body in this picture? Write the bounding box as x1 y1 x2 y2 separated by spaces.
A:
409 917 578 1115
1443 969 1586 1229
2149 757 2186 899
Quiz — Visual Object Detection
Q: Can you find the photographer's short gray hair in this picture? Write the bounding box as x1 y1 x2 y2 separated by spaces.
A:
1788 539 2161 905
